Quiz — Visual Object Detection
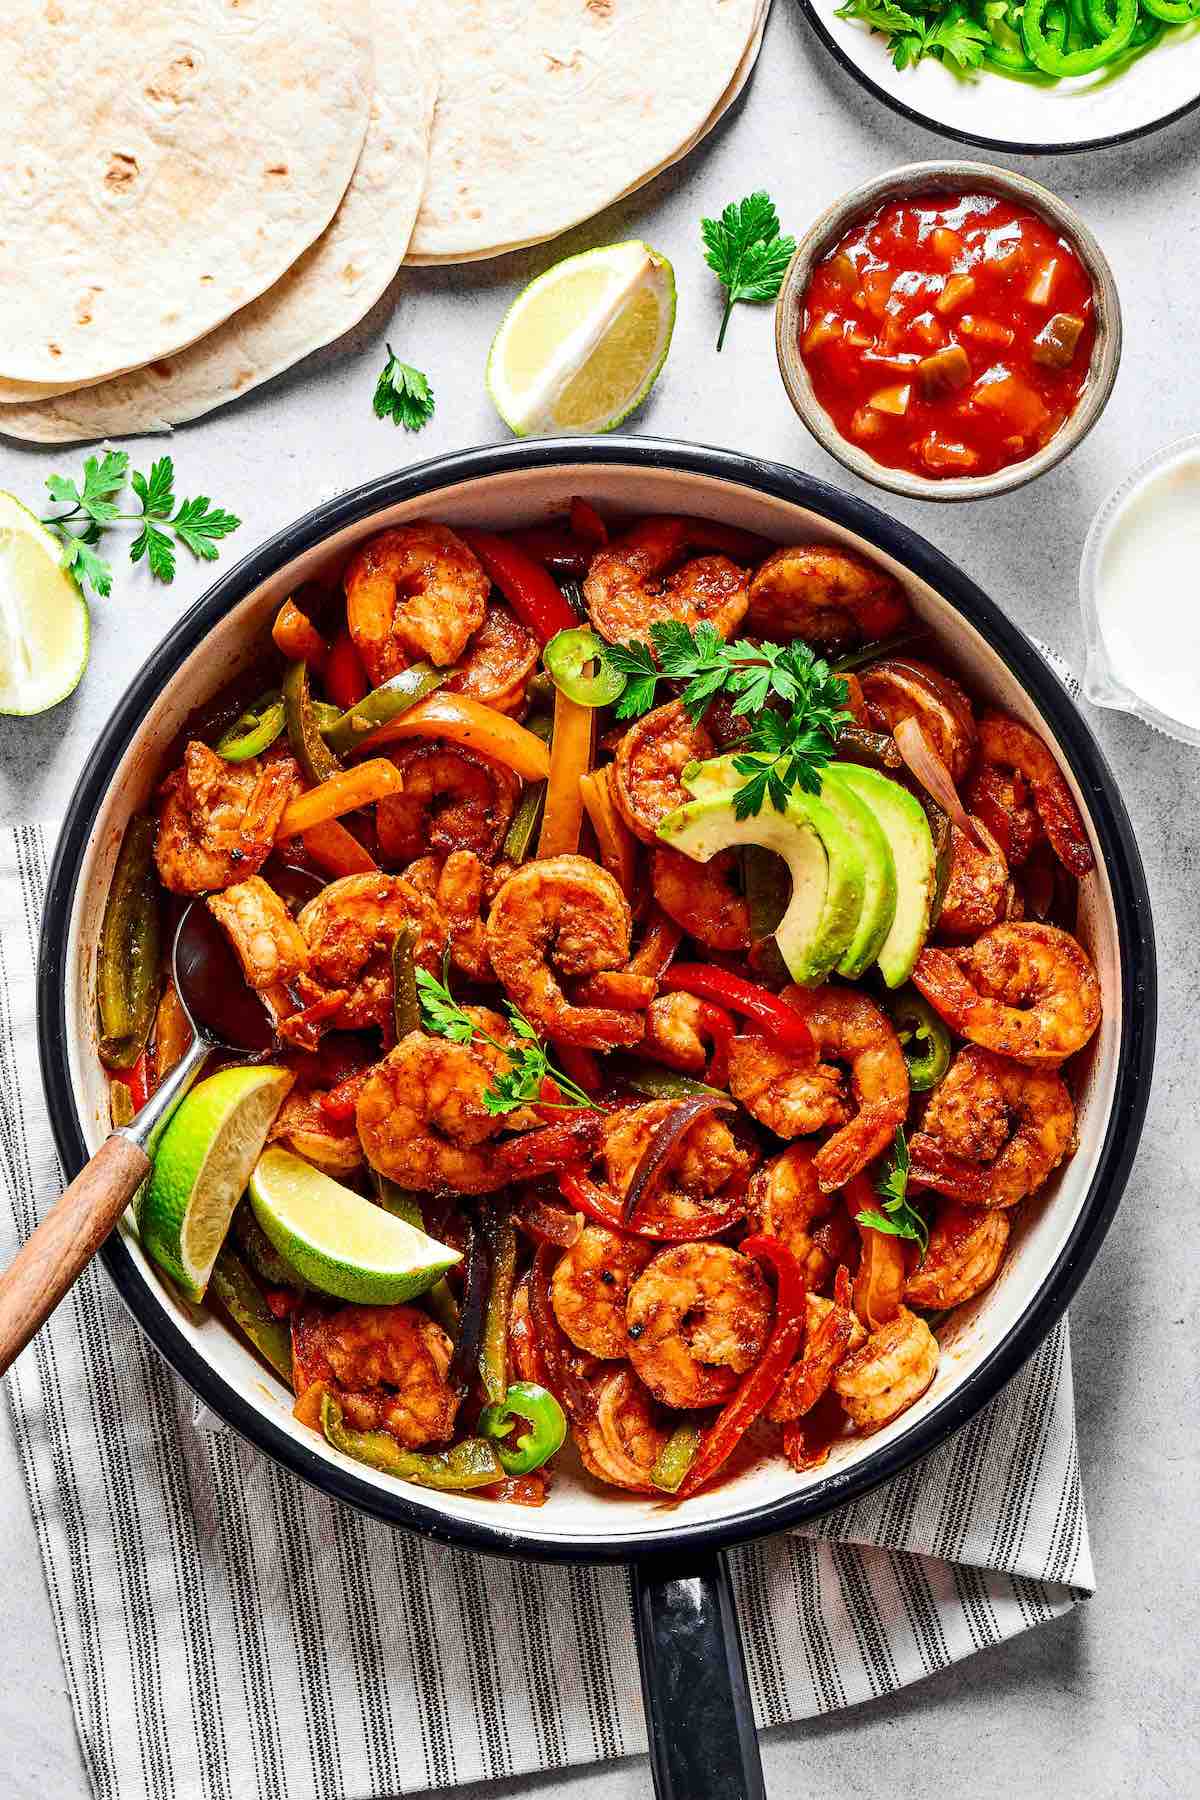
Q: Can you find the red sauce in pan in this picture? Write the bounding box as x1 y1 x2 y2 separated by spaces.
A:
800 192 1097 480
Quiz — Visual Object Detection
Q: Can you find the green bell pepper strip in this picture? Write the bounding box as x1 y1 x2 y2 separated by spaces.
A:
479 1212 518 1406
215 689 286 762
371 1177 460 1335
283 659 342 785
478 1382 567 1475
503 781 547 862
886 987 952 1091
1022 0 1137 72
391 927 420 1039
650 1421 702 1493
615 1061 725 1101
97 815 162 1069
1138 0 1194 22
542 627 626 708
209 1247 294 1382
321 1396 504 1489
321 664 447 756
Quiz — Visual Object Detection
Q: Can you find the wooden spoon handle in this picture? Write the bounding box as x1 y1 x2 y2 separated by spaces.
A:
0 1134 150 1375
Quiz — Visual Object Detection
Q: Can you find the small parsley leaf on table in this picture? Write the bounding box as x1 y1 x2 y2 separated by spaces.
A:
701 191 796 352
373 345 436 430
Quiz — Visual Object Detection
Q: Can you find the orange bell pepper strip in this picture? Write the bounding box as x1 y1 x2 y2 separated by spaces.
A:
272 597 327 668
579 765 636 894
538 685 592 858
300 817 378 876
275 759 402 839
346 691 551 782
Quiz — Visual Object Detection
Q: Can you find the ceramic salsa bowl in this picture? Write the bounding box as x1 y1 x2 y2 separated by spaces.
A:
38 440 1155 1798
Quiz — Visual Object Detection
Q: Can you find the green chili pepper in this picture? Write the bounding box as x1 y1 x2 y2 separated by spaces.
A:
1138 0 1196 21
650 1421 702 1493
233 1198 307 1291
503 781 546 862
615 1061 725 1101
215 689 286 762
391 927 420 1039
1021 0 1136 73
283 659 343 785
97 815 162 1069
371 1177 459 1335
886 987 952 1091
321 664 447 756
478 1381 567 1475
209 1247 294 1383
542 627 627 708
479 1212 518 1407
321 1395 504 1489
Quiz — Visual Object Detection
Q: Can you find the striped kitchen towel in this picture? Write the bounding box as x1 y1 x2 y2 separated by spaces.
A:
0 823 1092 1800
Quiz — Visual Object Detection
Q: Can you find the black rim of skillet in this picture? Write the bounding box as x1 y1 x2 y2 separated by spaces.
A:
38 436 1156 1565
796 0 1200 156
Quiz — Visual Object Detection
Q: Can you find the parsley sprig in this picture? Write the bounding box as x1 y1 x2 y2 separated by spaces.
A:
373 345 435 431
855 1128 929 1255
40 450 240 598
601 621 852 819
834 0 989 72
415 968 601 1116
701 192 796 352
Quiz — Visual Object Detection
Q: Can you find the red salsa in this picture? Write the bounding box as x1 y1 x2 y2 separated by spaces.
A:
800 192 1097 480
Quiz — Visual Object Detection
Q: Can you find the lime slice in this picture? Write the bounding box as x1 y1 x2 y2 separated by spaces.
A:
487 240 675 437
249 1146 461 1305
138 1067 293 1303
0 491 89 715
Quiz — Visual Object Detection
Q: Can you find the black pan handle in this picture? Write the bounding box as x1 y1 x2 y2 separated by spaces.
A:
631 1547 765 1800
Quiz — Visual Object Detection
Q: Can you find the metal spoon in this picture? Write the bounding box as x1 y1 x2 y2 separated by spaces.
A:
0 869 320 1373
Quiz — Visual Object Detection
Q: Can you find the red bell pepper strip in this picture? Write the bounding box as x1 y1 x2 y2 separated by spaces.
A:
319 1069 370 1121
123 1048 153 1114
693 998 734 1089
660 966 813 1056
559 1168 747 1242
569 497 608 546
677 1234 807 1497
507 526 592 579
459 528 578 644
324 627 368 711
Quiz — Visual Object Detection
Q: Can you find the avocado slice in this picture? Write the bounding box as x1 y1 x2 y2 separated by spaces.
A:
657 757 865 986
833 763 935 987
821 768 898 979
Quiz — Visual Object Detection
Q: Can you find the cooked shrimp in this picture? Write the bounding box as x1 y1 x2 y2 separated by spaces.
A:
207 875 309 990
904 1204 1010 1309
430 849 494 981
909 1044 1075 1206
355 1014 515 1193
267 1088 364 1177
626 1244 771 1408
728 1033 850 1140
777 986 910 1192
966 761 1041 867
643 992 717 1078
768 1292 862 1423
859 659 977 784
291 1303 459 1447
343 521 489 685
745 544 909 646
651 845 750 952
913 922 1101 1065
612 701 716 845
155 741 298 894
977 713 1094 877
485 854 643 1049
747 1145 839 1290
575 1368 671 1494
446 603 539 716
297 871 444 1032
584 518 749 646
935 819 1014 940
831 1307 938 1432
375 742 519 865
550 1226 655 1359
602 1100 757 1228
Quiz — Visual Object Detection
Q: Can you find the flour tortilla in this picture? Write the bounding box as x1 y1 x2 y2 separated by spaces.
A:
0 15 436 443
398 0 760 264
0 0 374 390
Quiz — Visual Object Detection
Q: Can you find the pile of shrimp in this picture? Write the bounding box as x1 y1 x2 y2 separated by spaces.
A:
118 506 1102 1503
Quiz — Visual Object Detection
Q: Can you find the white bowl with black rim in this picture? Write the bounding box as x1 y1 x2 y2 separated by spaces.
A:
37 439 1155 1800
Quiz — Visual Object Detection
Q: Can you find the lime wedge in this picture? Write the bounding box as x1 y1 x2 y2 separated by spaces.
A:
249 1146 461 1305
0 491 89 715
139 1066 293 1302
487 240 675 437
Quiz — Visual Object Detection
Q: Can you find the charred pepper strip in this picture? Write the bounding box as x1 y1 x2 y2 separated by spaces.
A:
478 1211 518 1406
283 658 342 786
391 927 420 1039
479 1381 567 1475
97 815 162 1069
322 664 447 756
321 1395 504 1490
209 1246 294 1382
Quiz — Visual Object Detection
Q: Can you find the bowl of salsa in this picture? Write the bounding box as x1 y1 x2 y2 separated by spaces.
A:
776 163 1122 502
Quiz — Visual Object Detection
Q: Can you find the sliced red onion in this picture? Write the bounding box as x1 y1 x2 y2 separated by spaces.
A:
893 716 989 852
622 1094 736 1225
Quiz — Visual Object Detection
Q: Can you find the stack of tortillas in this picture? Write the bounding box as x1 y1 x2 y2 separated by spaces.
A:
1 0 769 444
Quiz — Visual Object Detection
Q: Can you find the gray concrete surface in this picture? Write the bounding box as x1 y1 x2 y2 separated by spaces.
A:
1 6 1197 1796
